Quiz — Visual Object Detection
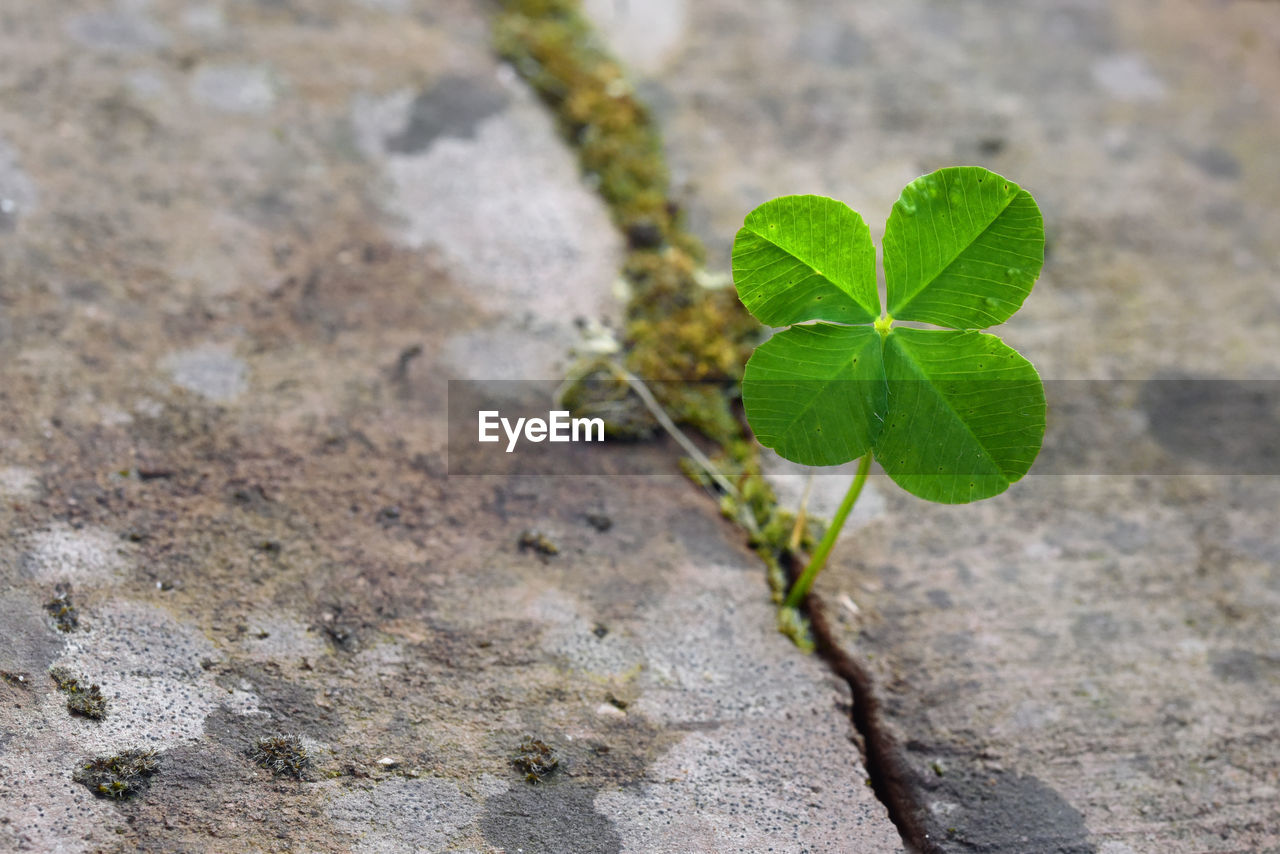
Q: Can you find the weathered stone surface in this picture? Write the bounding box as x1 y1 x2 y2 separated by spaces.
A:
609 1 1280 851
0 1 899 851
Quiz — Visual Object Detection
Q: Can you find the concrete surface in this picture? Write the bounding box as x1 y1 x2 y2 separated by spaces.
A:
4 1 1279 853
0 1 901 852
593 0 1280 851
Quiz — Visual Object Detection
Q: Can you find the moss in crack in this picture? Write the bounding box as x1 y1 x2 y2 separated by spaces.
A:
709 442 820 653
495 0 811 649
558 365 660 440
776 606 815 654
250 734 311 779
73 749 158 799
495 0 760 445
49 666 108 720
494 0 676 243
620 249 759 385
704 439 787 537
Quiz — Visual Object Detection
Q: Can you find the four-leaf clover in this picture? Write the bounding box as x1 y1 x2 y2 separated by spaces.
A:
733 166 1046 505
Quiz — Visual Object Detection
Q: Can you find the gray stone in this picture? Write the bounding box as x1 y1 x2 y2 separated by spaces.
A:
1091 54 1168 102
328 777 491 852
352 78 624 344
18 524 129 587
0 0 901 850
161 344 249 402
189 65 277 115
0 138 37 231
383 76 510 153
482 783 622 854
0 466 40 500
65 9 169 53
10 0 1272 849
615 1 1280 851
582 0 688 74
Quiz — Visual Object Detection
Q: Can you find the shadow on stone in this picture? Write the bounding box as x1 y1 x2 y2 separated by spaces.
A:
912 752 1095 854
1141 375 1280 473
481 783 621 854
384 75 509 154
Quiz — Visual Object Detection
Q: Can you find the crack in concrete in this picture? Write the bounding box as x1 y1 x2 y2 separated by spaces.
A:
788 555 936 854
490 3 931 848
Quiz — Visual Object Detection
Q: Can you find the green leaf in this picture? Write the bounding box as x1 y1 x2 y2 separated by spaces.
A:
742 324 886 467
884 167 1043 329
733 195 879 327
874 328 1045 504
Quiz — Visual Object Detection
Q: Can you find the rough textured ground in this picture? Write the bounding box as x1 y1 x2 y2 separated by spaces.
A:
3 1 1279 853
0 1 901 852
593 0 1280 851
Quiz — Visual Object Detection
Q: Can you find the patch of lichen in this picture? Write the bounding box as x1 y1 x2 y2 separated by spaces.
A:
249 734 310 779
49 666 108 720
73 749 159 800
513 736 559 783
45 583 79 632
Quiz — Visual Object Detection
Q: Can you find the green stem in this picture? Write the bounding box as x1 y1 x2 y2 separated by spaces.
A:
784 450 873 609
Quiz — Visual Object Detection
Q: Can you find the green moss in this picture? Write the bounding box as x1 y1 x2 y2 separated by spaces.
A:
73 749 158 799
49 666 108 720
495 0 816 649
559 364 656 439
776 606 815 654
513 736 559 783
45 583 79 633
518 529 560 556
494 0 759 444
763 554 790 604
1 670 31 688
494 0 673 241
249 734 310 779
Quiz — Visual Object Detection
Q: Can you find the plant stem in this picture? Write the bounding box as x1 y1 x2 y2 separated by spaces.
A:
785 451 873 609
788 473 814 552
608 365 759 536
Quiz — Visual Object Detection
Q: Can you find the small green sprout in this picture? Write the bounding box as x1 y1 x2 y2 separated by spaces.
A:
733 167 1047 607
73 749 159 799
249 734 311 778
